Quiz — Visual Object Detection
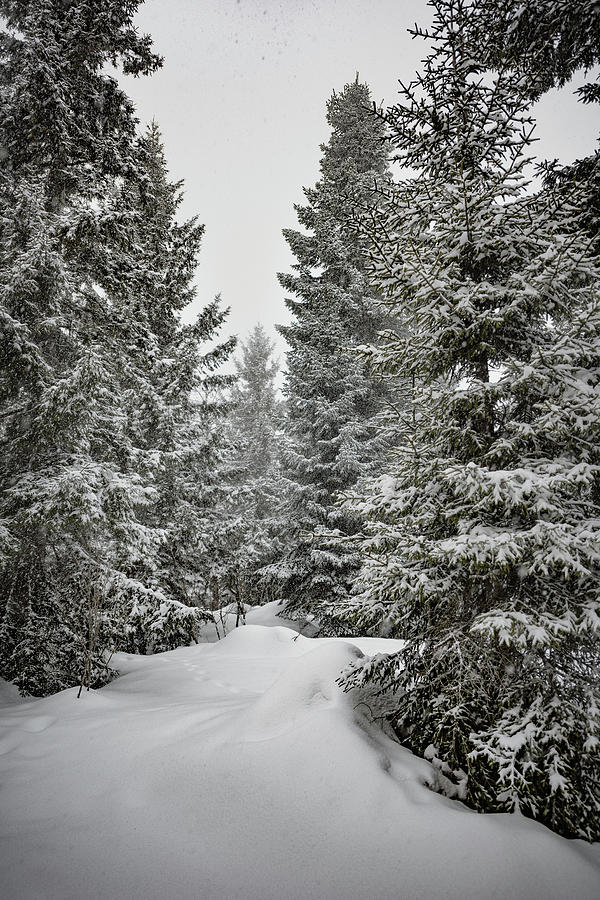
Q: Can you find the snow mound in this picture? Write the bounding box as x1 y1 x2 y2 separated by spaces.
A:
238 641 363 740
209 622 311 657
244 599 301 630
1 620 599 900
198 600 303 643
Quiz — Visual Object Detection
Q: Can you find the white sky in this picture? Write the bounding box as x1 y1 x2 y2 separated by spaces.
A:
122 0 600 361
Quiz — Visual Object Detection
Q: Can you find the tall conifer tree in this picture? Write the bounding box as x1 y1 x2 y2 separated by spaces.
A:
0 3 232 692
0 0 163 694
340 0 600 840
213 325 286 610
102 122 235 650
274 78 391 630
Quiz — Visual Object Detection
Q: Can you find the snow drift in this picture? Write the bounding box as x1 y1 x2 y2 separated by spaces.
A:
1 612 599 899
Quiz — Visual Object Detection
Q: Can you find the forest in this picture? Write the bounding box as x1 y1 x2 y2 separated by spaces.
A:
1 1 600 896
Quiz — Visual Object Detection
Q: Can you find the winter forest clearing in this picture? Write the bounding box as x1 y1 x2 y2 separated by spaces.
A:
1 0 600 895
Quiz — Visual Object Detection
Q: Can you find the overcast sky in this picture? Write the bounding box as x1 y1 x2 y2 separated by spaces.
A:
122 0 600 362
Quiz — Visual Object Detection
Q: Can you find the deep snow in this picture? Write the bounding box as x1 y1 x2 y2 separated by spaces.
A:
1 602 599 900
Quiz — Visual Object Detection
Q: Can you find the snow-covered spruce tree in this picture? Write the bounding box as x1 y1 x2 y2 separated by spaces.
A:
230 325 281 484
0 0 163 695
273 78 391 631
103 122 235 652
340 0 600 841
0 1 212 695
210 324 287 612
144 294 236 626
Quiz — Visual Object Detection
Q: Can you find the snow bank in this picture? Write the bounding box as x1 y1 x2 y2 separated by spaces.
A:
1 623 598 900
237 640 364 740
197 599 303 643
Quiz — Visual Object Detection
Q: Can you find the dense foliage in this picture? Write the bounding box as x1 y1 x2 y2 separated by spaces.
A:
273 78 392 631
206 325 286 613
336 0 600 841
0 2 231 695
0 0 597 847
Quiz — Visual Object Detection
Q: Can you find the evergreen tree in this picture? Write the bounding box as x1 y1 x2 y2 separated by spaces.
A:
339 0 600 841
230 324 281 483
107 122 235 649
274 78 391 631
211 324 287 612
0 3 232 692
0 0 163 695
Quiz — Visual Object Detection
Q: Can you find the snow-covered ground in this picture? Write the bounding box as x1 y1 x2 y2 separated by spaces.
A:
1 602 599 900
